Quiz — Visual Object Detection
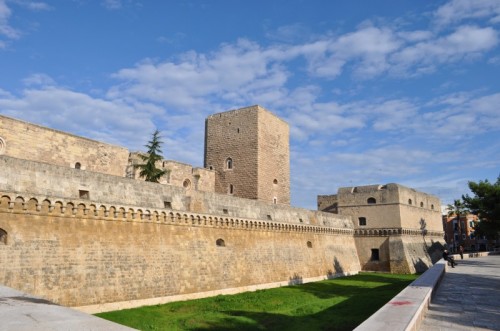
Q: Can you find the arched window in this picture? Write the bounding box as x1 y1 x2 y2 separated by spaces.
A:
183 179 191 188
367 197 376 204
226 158 233 169
273 179 278 185
408 199 412 205
273 197 277 204
0 228 7 244
431 204 434 210
75 162 81 169
216 238 225 247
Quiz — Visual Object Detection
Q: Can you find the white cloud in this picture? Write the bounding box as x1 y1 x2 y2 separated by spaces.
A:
390 25 498 75
434 0 500 26
102 0 122 10
0 0 20 39
22 73 55 86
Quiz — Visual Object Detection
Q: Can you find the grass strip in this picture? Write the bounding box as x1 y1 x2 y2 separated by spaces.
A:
96 272 418 331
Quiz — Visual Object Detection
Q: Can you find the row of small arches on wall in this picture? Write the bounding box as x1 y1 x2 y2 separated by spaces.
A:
0 194 354 235
216 238 314 248
366 197 435 210
354 228 442 237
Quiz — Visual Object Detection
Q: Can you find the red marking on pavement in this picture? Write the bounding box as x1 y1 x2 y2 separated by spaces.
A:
390 301 413 306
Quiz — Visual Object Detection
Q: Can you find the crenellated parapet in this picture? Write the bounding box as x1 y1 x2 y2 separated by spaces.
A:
0 192 354 236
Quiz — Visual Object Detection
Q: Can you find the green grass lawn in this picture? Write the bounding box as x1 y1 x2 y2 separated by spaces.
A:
96 273 418 331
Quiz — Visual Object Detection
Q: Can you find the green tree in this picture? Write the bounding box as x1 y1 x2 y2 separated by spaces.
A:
447 199 468 245
135 130 167 183
462 176 500 240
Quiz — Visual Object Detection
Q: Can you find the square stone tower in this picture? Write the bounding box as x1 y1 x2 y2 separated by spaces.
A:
204 105 290 205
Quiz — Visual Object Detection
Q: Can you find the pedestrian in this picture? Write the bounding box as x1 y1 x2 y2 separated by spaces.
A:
443 249 456 268
459 245 464 260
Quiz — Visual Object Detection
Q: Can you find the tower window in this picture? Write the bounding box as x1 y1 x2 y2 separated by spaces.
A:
79 190 90 199
359 217 367 226
226 158 233 169
420 202 424 207
216 238 225 247
371 249 380 261
367 197 376 204
307 241 312 248
408 199 412 205
183 179 191 188
229 184 234 194
75 162 81 169
273 179 278 185
273 197 277 204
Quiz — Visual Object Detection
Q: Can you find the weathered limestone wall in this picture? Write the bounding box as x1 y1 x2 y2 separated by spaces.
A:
205 106 259 199
0 115 129 177
0 195 360 308
0 155 351 227
257 107 290 205
388 235 444 273
335 184 442 232
354 236 390 271
354 233 445 273
204 105 290 205
317 194 338 213
128 153 216 193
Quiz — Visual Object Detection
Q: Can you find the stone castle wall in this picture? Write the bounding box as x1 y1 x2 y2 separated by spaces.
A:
257 107 290 205
0 155 350 227
0 191 360 309
0 115 129 177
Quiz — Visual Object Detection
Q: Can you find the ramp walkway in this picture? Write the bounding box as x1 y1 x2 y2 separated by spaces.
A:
419 254 500 330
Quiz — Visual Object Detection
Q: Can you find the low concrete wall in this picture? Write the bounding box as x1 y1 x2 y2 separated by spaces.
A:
355 251 497 331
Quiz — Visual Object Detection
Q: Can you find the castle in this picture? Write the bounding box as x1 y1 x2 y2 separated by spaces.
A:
0 105 444 312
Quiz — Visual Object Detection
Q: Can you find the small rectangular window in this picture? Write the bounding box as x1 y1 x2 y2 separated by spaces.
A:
267 215 272 220
223 208 228 214
358 217 367 226
79 190 89 199
371 249 380 261
164 201 172 209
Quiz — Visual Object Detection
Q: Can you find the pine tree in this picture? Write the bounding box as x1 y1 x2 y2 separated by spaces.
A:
135 130 167 183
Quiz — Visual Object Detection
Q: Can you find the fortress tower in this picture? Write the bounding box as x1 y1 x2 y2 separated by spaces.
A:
204 105 290 205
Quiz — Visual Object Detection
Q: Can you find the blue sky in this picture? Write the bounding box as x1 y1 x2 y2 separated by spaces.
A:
0 0 499 210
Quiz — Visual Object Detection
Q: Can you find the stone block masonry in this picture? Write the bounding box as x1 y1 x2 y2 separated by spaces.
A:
0 192 360 310
0 115 129 177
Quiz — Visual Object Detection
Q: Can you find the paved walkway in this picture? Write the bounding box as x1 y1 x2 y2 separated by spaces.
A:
0 286 136 331
419 255 500 331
